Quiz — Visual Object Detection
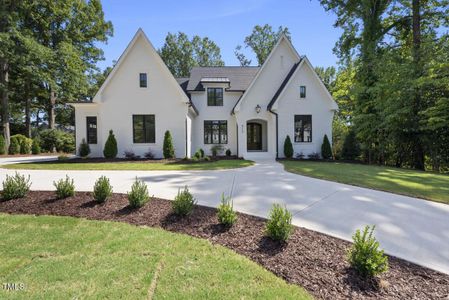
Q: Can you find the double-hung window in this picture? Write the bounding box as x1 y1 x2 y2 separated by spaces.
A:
139 73 147 88
294 115 312 142
207 88 223 106
86 116 97 144
300 86 306 98
204 120 227 144
133 115 155 143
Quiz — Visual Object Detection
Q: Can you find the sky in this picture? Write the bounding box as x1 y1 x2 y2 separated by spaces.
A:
97 0 342 71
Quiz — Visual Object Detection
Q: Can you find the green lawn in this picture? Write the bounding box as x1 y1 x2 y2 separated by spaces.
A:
0 214 310 300
281 160 449 204
2 159 254 171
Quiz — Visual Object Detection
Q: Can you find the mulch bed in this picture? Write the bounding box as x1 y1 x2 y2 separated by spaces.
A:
1 191 448 299
34 156 243 164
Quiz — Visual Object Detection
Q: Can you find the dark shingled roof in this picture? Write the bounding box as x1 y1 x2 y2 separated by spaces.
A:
175 77 199 115
186 66 260 91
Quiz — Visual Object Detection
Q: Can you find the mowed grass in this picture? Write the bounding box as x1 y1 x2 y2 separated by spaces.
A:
2 159 254 171
0 214 311 300
282 160 449 204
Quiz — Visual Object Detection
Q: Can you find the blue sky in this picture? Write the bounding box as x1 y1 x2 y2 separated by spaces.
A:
97 0 342 71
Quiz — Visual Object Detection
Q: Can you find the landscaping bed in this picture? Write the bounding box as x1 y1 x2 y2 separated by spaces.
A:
1 191 448 299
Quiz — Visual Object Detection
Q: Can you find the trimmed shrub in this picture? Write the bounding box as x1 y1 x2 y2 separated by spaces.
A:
342 130 360 160
103 130 118 158
78 138 90 157
31 138 41 154
172 186 196 216
2 172 31 200
0 135 5 155
20 136 32 154
199 148 205 158
211 145 224 157
127 178 149 208
163 130 175 159
225 149 231 157
321 134 332 159
194 150 202 160
93 176 113 203
39 129 75 153
204 156 211 161
265 204 293 242
283 135 293 158
8 136 20 155
348 225 389 278
217 193 237 227
53 175 75 199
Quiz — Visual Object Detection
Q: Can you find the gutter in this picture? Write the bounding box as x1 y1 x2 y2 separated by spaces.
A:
268 108 279 159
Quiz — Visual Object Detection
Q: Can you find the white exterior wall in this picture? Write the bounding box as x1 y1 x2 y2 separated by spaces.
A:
276 61 334 158
190 84 240 156
74 105 102 156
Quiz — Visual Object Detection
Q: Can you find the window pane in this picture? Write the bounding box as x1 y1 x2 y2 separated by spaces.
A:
207 88 223 106
220 121 227 144
140 73 147 88
300 86 306 98
207 88 214 106
144 115 155 143
204 120 227 144
86 117 97 144
216 88 223 106
133 115 144 143
294 115 312 142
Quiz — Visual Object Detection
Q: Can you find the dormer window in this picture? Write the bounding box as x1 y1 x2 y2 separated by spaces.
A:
300 86 306 98
207 88 223 106
139 73 147 88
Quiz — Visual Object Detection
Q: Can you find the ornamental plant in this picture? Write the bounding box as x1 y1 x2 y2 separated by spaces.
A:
79 138 90 157
127 178 150 208
172 186 196 216
321 134 332 159
2 172 31 200
217 193 237 227
53 175 75 199
31 138 41 154
347 225 389 278
265 204 293 242
103 130 118 158
163 130 175 159
93 176 113 203
283 135 293 158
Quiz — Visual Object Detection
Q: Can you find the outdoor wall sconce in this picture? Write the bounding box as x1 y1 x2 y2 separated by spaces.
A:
255 104 261 114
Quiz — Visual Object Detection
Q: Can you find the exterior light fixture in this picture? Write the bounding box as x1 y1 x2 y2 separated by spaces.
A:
255 104 261 114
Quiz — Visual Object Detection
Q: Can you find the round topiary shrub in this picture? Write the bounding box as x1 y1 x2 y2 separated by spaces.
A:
127 178 150 208
172 186 196 216
103 130 118 158
283 135 293 159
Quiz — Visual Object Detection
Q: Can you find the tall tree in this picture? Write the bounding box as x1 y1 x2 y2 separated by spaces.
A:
159 32 224 77
235 24 291 66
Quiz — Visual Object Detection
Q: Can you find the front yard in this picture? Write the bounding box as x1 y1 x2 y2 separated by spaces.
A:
2 159 254 171
0 213 309 299
281 160 449 204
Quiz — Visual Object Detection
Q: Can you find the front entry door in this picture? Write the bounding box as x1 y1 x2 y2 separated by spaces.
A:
247 122 262 151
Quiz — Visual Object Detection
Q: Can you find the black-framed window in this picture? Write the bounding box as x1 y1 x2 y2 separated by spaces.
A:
294 115 312 142
133 115 155 143
207 88 223 106
300 86 306 98
86 116 97 144
139 73 147 88
204 120 227 144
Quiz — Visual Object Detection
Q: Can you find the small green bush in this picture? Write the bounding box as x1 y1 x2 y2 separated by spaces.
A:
217 193 237 227
1 172 31 200
79 138 90 157
163 130 175 159
0 135 5 155
204 156 211 161
19 136 32 154
265 204 293 242
8 136 20 155
199 148 205 158
39 129 75 153
348 225 389 278
225 149 231 157
127 178 149 208
211 145 223 157
103 130 118 158
31 138 41 154
321 134 332 159
194 150 202 160
93 176 113 203
172 186 196 216
53 175 75 199
341 130 360 160
283 135 293 158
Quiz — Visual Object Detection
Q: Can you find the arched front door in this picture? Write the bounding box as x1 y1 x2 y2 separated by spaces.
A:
247 122 262 151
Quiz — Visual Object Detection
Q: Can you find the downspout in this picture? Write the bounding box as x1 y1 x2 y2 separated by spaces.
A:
236 123 239 157
268 109 279 159
185 118 188 158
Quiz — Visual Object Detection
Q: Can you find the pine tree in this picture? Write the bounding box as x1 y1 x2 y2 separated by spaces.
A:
163 130 175 159
103 130 118 158
321 134 332 159
283 135 293 158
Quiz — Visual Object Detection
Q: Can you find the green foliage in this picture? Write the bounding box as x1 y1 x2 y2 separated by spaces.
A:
211 145 224 157
163 130 175 159
265 204 293 242
321 134 332 159
235 24 291 66
0 135 5 155
1 172 31 200
199 148 205 158
31 138 41 154
93 176 113 203
204 156 211 161
172 186 196 216
283 135 293 159
79 138 90 157
225 149 231 157
217 193 237 227
194 150 202 160
127 178 150 208
8 136 20 155
159 32 224 77
341 130 360 160
39 129 75 153
348 225 388 278
103 130 118 159
53 175 75 199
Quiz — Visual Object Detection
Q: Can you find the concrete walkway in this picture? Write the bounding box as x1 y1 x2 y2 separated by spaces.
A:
1 158 448 275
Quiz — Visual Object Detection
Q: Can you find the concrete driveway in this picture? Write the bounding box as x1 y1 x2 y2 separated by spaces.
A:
1 158 448 275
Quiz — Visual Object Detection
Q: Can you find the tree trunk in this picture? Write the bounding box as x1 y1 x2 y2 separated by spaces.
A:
48 88 56 129
1 59 10 148
25 82 32 138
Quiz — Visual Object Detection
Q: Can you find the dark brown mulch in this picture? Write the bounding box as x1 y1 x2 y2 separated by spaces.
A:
35 156 242 164
0 191 448 300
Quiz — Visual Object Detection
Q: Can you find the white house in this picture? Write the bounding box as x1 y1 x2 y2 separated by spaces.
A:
71 29 338 160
